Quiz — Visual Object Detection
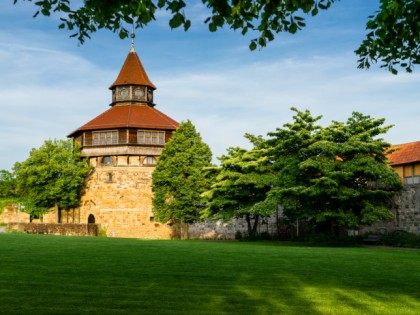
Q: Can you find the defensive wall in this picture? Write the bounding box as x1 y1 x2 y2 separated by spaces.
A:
2 185 419 238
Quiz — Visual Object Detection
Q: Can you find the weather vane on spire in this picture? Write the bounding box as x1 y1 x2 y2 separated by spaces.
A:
130 23 135 52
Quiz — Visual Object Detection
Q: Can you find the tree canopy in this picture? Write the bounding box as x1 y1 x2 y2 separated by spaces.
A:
14 0 419 74
201 134 275 238
265 108 402 232
0 170 18 212
12 139 91 220
152 120 212 234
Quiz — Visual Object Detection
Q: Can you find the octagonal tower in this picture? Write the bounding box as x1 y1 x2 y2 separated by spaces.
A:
67 45 179 238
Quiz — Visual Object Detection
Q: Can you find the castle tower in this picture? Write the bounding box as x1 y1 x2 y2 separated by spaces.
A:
67 44 179 238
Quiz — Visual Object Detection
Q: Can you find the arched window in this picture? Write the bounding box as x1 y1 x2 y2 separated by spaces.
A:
101 156 114 166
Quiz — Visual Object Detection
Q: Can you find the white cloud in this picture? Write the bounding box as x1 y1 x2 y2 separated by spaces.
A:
0 37 113 170
0 0 418 170
155 54 420 160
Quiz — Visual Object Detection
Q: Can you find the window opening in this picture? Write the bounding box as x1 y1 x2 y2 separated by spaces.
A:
93 131 118 145
102 156 114 166
138 130 165 145
143 156 157 165
88 214 95 224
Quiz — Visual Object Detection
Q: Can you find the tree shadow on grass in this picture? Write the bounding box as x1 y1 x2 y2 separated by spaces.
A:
1 236 420 314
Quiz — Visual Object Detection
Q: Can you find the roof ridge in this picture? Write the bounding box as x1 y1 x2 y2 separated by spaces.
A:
391 141 420 147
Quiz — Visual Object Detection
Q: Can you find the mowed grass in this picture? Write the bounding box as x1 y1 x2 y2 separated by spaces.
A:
0 234 419 315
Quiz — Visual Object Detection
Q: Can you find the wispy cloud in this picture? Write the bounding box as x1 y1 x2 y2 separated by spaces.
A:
0 0 418 170
156 53 420 159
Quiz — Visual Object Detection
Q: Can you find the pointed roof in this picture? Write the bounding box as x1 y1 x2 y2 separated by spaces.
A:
109 51 156 90
387 141 420 165
68 104 179 137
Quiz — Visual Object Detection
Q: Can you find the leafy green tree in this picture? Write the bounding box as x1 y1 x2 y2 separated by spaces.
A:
13 139 91 221
152 120 212 238
201 134 275 238
13 0 419 73
0 170 18 213
265 108 323 223
266 108 402 235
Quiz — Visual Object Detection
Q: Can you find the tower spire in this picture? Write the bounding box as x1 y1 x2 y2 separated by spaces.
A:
130 24 135 53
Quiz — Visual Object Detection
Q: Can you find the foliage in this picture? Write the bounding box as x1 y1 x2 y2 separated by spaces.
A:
152 120 212 226
356 0 419 74
265 108 323 221
13 0 419 73
265 108 402 231
201 134 275 237
380 230 420 248
13 139 91 219
98 227 108 238
0 170 18 213
1 234 420 314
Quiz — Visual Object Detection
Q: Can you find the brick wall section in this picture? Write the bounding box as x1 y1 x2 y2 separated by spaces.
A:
8 223 99 236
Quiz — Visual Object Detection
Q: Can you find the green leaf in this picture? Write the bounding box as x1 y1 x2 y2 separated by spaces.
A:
169 13 184 29
249 40 257 51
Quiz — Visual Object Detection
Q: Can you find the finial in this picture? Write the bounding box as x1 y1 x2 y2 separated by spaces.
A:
130 24 135 52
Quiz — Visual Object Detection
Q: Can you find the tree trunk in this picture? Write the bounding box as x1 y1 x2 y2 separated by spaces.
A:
251 214 260 238
245 214 252 238
57 207 62 224
180 220 184 240
245 214 260 238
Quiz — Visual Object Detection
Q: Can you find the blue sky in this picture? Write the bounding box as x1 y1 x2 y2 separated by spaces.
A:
1 0 419 170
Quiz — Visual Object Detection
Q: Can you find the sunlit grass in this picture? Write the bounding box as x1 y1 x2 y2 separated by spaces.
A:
0 234 419 314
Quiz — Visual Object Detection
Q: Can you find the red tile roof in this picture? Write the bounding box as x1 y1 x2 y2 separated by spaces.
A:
68 104 179 137
109 51 156 89
387 141 420 165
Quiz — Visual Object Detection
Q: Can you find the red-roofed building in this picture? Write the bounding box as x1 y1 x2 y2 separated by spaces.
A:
360 141 420 235
388 141 420 185
58 44 180 238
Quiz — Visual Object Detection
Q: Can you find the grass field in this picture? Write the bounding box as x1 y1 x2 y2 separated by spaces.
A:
0 234 419 315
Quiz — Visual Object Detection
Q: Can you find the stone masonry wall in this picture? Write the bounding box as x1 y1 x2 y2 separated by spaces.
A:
360 184 420 235
8 223 99 236
188 216 280 240
78 164 179 239
0 206 30 223
394 185 420 234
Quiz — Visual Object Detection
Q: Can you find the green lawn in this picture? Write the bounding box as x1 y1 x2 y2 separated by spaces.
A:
0 234 419 315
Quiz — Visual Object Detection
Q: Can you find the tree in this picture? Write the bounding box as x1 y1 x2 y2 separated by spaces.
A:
0 170 18 213
14 0 419 74
13 139 91 221
264 108 323 225
152 120 212 238
266 108 402 235
201 134 275 238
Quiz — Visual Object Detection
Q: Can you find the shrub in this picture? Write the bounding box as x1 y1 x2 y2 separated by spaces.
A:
98 227 108 237
234 231 243 240
381 230 420 248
